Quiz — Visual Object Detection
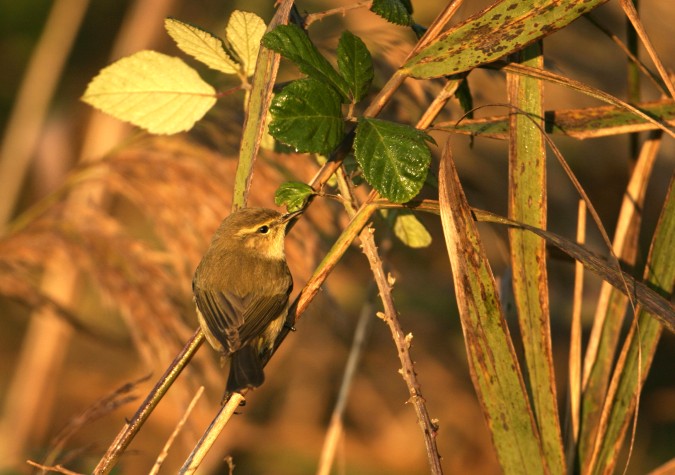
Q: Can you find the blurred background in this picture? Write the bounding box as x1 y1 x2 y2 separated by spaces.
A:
0 0 673 473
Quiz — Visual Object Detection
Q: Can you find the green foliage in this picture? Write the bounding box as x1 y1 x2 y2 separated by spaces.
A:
455 77 474 119
262 24 350 100
269 78 344 154
264 24 433 204
353 118 433 203
274 182 316 212
370 0 413 26
337 31 373 103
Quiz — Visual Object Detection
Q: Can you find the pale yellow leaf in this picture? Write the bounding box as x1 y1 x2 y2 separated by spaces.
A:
82 50 217 134
394 213 432 248
226 11 266 77
165 17 240 74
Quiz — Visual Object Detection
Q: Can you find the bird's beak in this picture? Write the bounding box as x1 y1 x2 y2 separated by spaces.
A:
280 209 303 229
281 209 303 223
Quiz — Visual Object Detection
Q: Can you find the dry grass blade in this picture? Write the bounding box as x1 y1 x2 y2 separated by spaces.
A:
316 283 376 475
93 330 205 475
578 131 662 468
494 62 675 140
38 374 147 473
26 461 84 475
473 211 675 331
583 14 669 96
375 198 675 329
403 0 610 79
507 43 565 474
151 386 205 475
620 0 675 98
565 200 586 469
434 99 675 140
586 177 675 475
304 1 372 27
438 141 547 473
179 392 245 474
647 458 675 475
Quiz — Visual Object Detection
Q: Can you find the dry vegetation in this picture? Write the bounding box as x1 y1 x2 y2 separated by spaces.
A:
0 1 673 474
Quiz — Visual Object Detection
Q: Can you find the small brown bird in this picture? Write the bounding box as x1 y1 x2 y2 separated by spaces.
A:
192 207 299 394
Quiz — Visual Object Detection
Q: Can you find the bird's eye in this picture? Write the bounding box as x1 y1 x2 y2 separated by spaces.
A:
257 225 270 234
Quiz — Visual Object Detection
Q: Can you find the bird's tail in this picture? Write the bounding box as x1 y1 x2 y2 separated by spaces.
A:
227 345 265 393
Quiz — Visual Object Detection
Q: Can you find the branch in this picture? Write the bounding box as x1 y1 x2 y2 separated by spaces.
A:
93 330 205 475
178 392 244 474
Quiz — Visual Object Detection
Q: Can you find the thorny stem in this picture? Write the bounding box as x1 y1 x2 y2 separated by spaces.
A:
360 230 443 474
335 167 444 474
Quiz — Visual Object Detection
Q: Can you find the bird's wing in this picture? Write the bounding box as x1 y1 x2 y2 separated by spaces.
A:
194 287 246 353
193 285 290 353
237 291 290 344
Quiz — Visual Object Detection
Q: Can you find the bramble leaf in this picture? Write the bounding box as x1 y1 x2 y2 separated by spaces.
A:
275 182 315 212
394 212 432 248
226 11 266 77
354 118 433 203
337 31 373 103
82 50 216 134
370 0 413 26
165 18 239 74
262 24 350 100
269 78 344 154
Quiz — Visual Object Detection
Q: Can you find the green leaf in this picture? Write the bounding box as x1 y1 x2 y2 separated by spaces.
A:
269 78 344 154
394 212 432 248
370 0 413 26
262 24 350 100
226 10 267 77
354 118 433 203
82 50 216 134
403 0 608 78
275 181 315 212
164 18 240 75
337 31 373 103
455 77 474 119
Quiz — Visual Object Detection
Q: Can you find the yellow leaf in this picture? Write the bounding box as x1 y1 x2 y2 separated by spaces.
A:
394 212 432 248
82 50 216 134
226 11 266 77
165 17 239 74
